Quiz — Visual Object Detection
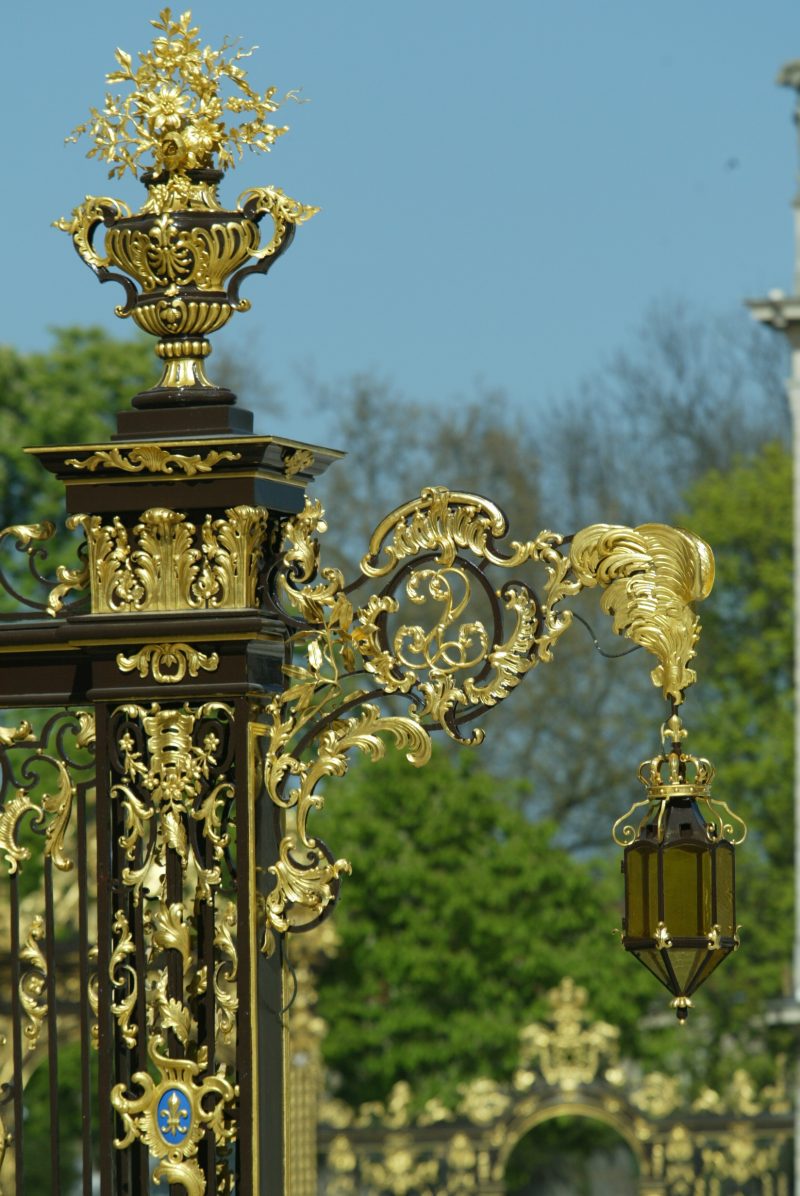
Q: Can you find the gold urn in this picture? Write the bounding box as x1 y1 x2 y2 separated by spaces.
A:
56 9 317 410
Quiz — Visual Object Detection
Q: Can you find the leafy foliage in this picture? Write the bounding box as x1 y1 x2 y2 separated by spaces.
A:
678 442 795 1071
313 747 660 1108
0 327 153 531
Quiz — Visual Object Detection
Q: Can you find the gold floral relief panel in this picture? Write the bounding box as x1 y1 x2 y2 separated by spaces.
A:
70 504 270 614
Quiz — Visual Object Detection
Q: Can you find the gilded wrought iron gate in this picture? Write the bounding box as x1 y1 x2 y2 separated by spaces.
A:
0 12 740 1195
0 428 340 1195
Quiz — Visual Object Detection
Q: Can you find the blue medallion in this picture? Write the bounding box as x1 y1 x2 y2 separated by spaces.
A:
157 1087 192 1146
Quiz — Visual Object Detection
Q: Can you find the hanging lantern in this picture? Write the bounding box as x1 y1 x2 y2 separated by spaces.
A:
616 716 745 1021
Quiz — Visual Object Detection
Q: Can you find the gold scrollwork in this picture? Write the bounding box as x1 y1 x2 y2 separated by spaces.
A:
88 944 100 1050
65 445 242 477
263 488 715 940
0 523 88 618
19 915 47 1053
281 447 315 478
360 1147 440 1195
261 705 431 950
110 910 139 1050
236 187 319 264
53 197 132 270
71 505 269 614
213 903 238 1046
47 558 90 617
0 713 94 875
117 643 220 685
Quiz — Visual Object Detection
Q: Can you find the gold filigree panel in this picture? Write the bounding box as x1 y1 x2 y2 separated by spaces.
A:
106 702 240 1188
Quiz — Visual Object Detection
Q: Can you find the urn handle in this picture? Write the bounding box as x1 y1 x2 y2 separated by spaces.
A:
54 197 139 315
227 187 319 308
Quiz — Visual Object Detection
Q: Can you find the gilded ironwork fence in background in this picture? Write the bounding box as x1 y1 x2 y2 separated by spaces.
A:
309 978 793 1196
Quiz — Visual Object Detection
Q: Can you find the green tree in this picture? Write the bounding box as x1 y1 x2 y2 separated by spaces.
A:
313 746 661 1109
678 441 794 1070
0 328 154 531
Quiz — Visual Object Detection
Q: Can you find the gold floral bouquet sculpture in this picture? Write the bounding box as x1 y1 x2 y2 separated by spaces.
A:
56 8 317 409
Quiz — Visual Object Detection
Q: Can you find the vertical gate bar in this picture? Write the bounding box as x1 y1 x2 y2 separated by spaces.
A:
130 887 149 1196
76 780 94 1196
237 702 259 1196
245 702 287 1196
196 832 218 1193
9 874 24 1196
117 807 148 1193
43 855 62 1192
93 704 115 1196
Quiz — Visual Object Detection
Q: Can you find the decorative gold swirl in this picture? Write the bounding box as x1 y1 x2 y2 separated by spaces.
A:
236 187 319 263
360 487 528 576
213 903 238 1046
53 197 132 270
65 445 241 477
282 447 315 478
38 759 77 873
112 703 233 902
110 911 139 1050
19 916 47 1053
0 715 85 874
117 643 220 685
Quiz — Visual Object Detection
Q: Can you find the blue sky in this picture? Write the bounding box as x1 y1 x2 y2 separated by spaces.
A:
5 2 800 443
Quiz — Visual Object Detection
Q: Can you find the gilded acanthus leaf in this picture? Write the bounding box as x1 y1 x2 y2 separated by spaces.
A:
71 506 268 614
160 996 193 1048
152 901 191 967
19 916 47 1053
0 721 34 748
0 791 37 875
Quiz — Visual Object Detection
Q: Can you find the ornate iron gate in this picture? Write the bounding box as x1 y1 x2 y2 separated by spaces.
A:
314 979 793 1196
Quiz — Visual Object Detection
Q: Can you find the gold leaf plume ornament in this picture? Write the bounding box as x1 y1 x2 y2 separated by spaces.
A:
55 9 318 408
569 523 714 704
